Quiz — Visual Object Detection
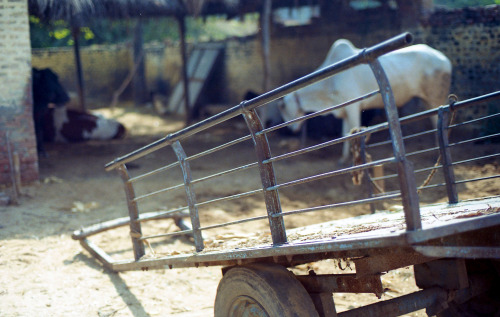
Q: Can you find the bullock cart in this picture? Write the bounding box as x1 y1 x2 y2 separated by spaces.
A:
72 33 500 316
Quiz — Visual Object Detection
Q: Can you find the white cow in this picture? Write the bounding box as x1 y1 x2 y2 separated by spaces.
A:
280 39 452 163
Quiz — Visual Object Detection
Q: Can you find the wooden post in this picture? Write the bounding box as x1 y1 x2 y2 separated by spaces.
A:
72 27 86 112
260 0 272 92
133 18 147 107
177 15 192 125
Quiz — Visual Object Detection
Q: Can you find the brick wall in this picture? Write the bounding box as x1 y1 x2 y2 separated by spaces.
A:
0 0 38 186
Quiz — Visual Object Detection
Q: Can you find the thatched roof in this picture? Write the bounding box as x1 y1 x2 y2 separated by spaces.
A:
28 0 241 25
28 0 321 26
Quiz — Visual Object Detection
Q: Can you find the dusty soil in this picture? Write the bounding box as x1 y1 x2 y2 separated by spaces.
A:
1 104 499 316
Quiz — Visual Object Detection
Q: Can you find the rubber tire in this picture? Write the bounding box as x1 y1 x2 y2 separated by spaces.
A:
214 263 319 317
437 260 500 317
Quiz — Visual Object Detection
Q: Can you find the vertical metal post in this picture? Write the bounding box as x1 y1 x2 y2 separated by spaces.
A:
243 109 287 245
369 59 422 231
117 164 145 260
172 141 204 252
437 107 458 204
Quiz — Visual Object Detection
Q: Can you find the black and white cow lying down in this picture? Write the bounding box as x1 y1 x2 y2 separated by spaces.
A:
32 68 126 156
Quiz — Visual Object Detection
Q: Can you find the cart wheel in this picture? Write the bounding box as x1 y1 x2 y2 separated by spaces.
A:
214 263 319 317
437 260 500 317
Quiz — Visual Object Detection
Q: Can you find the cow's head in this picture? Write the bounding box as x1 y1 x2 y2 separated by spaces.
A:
279 93 305 133
32 68 70 108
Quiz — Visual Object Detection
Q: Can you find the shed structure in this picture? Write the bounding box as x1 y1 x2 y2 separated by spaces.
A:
1 0 429 188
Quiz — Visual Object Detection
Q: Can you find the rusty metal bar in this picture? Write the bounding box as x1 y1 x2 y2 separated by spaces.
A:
337 286 448 317
413 246 500 259
296 273 383 296
369 59 421 231
243 109 287 245
171 141 204 252
354 250 435 278
117 164 145 260
437 107 458 204
79 239 115 270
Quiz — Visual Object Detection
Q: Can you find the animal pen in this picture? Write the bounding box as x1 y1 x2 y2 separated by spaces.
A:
72 33 500 316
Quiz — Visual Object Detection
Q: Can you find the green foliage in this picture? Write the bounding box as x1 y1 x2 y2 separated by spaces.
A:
29 14 259 48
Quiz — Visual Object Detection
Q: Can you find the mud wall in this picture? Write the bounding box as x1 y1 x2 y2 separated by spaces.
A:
31 6 499 109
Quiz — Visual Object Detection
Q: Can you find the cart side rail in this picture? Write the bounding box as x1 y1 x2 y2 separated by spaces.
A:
74 33 500 266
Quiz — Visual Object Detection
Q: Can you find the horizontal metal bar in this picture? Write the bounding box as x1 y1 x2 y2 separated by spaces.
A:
364 92 500 152
273 193 401 218
136 206 191 222
338 286 447 317
452 153 500 166
128 161 180 183
199 214 269 231
131 136 254 184
413 164 442 175
138 229 194 241
296 273 383 294
105 33 414 171
133 183 185 202
417 182 446 191
111 232 409 272
267 157 395 191
389 90 500 129
266 123 389 164
407 212 500 244
72 209 189 239
186 134 253 162
196 188 263 208
405 146 439 158
448 111 500 129
413 246 500 259
454 174 500 185
191 162 259 185
367 129 437 149
258 90 380 136
449 132 500 148
450 90 500 111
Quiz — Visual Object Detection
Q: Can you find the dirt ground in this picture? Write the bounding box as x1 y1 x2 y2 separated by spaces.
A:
1 104 499 316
